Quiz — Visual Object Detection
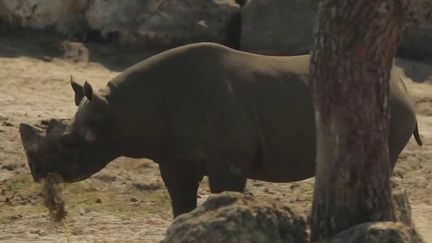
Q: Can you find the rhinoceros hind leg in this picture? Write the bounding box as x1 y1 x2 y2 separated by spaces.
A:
159 161 203 217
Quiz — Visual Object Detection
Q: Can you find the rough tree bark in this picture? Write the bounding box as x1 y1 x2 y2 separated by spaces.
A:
309 0 413 240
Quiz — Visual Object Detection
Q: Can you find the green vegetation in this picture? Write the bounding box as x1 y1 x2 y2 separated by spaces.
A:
1 174 172 224
4 175 35 191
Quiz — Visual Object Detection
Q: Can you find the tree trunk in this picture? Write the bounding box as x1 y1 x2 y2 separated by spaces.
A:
309 0 412 240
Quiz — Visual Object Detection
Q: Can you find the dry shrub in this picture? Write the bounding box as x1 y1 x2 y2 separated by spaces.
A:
41 173 66 222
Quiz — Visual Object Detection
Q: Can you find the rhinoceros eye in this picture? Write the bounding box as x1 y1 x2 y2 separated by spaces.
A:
83 128 96 142
59 132 78 148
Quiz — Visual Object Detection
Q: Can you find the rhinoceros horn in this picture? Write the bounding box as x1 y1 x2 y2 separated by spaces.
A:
19 123 45 181
19 123 43 152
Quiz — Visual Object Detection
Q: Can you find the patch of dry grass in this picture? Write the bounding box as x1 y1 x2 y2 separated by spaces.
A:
1 172 173 225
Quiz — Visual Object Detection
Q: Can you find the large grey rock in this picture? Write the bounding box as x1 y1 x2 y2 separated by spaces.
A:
398 1 432 61
0 0 88 34
0 0 239 47
240 0 317 55
85 0 240 47
315 178 423 242
407 0 432 28
162 192 308 243
322 222 425 243
0 17 10 37
399 27 432 61
239 0 432 61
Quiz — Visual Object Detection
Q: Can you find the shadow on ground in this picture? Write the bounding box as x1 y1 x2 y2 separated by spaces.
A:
0 29 164 72
396 59 432 83
2 28 432 83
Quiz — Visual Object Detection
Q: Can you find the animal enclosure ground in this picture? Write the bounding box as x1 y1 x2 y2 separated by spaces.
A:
0 31 431 242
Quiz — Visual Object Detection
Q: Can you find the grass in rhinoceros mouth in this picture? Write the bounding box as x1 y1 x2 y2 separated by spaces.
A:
41 173 66 222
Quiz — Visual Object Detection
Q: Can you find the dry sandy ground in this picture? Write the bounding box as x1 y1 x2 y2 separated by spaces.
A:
0 32 431 242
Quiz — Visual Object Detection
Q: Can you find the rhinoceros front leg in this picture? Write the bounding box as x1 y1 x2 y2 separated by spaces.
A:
159 161 203 217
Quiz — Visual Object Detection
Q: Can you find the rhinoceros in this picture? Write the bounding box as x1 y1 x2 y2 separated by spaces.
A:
19 42 422 217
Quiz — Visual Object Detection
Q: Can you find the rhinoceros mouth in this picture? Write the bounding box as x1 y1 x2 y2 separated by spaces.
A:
19 123 66 182
21 150 50 182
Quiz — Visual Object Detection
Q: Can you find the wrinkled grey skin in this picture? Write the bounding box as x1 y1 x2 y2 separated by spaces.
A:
19 43 423 217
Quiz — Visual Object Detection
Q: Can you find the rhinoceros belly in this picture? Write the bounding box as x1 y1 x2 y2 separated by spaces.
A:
227 70 316 182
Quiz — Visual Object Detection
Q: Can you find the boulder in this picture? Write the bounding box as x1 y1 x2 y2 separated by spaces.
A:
240 0 317 55
162 192 308 243
321 222 425 243
0 17 10 37
0 0 240 47
318 179 424 242
239 0 432 61
398 0 432 61
84 0 240 47
399 27 432 61
406 0 432 28
0 0 88 35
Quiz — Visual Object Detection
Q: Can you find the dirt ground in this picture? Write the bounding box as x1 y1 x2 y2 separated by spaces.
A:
0 31 431 243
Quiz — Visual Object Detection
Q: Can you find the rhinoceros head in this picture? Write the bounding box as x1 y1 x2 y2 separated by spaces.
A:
19 79 115 183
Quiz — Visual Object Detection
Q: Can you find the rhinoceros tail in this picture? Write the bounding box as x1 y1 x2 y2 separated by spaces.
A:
414 122 423 146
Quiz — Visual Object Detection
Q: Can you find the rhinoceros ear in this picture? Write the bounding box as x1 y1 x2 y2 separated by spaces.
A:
19 123 42 152
83 81 93 101
70 76 84 106
84 81 109 116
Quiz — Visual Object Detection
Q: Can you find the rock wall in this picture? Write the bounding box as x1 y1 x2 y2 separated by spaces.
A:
240 0 317 55
84 0 240 47
1 0 431 60
0 0 240 47
0 0 88 35
240 0 432 58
